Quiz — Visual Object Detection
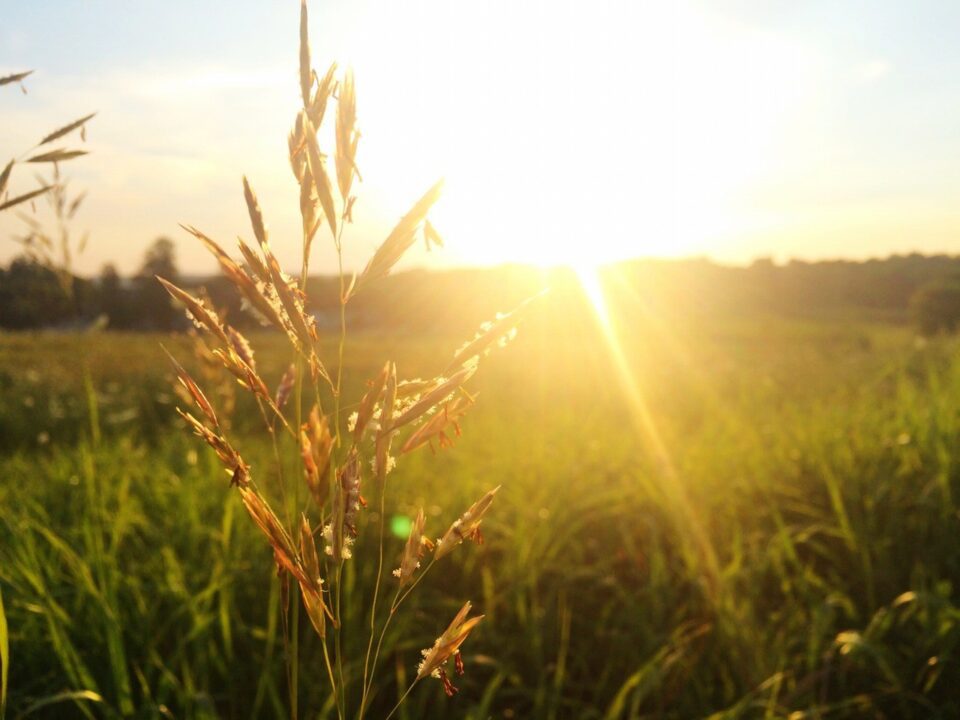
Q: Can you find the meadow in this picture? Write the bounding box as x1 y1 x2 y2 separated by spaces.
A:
2 291 960 718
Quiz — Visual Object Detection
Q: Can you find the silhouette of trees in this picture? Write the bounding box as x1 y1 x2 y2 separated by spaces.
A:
910 279 960 336
0 257 72 328
134 237 181 330
8 250 960 332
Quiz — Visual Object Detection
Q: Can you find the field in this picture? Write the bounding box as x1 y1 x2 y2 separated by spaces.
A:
3 298 960 719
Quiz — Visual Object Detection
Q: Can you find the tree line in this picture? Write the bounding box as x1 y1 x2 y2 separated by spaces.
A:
5 242 960 335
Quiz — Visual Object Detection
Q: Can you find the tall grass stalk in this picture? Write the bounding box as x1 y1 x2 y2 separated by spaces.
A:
157 3 540 716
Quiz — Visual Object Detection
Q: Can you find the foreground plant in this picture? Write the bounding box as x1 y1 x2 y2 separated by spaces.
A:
159 2 540 717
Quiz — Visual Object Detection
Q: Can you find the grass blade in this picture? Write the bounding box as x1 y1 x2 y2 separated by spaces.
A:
0 586 7 720
15 690 104 718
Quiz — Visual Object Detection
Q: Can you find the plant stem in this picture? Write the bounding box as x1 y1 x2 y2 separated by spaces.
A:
361 557 438 710
384 680 418 720
358 479 387 719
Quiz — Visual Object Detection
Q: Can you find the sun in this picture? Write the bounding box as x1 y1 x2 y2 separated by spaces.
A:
332 0 812 273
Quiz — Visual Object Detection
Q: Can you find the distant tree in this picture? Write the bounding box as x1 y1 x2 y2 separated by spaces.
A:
135 237 181 330
97 262 128 328
0 257 71 328
138 237 178 281
910 279 960 336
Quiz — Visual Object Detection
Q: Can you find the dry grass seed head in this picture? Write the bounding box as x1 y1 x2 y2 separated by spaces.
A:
355 179 443 292
400 394 474 455
164 347 219 428
304 119 338 238
335 68 359 202
239 487 306 583
446 292 545 374
353 361 389 445
297 513 334 636
302 406 333 509
417 601 484 681
157 277 229 345
375 361 398 481
308 63 338 129
395 507 426 588
298 0 312 109
388 365 476 433
435 486 500 560
275 363 297 410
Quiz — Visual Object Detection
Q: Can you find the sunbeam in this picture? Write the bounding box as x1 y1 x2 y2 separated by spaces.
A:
574 266 720 591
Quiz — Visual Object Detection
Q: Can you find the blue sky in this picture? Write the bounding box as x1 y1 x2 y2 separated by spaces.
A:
2 0 960 275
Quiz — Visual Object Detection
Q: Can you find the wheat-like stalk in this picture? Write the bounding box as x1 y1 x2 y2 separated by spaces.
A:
158 2 542 717
2 72 95 299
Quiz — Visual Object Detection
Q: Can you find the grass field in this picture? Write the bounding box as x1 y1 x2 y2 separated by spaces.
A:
3 305 960 718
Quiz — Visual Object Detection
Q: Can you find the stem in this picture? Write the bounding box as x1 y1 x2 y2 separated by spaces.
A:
321 638 339 713
334 563 346 718
395 557 437 610
358 480 387 719
361 558 439 709
384 680 418 720
326 217 348 718
288 239 311 720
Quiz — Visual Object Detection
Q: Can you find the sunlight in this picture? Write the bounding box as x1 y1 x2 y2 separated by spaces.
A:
573 263 720 589
573 264 612 328
341 0 814 269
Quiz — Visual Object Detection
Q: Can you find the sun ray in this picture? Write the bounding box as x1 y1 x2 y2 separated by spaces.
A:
574 264 720 591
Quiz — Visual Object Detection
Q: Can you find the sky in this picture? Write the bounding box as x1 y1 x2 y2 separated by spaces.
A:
2 0 960 276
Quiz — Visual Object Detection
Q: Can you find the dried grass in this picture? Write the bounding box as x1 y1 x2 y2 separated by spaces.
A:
158 2 543 716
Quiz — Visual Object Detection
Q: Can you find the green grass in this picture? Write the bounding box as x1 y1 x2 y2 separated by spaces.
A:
2 311 960 718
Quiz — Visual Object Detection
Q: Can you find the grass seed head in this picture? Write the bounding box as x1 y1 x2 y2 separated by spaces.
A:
353 361 389 445
394 507 426 588
335 67 359 202
417 601 484 681
355 179 444 293
435 486 500 560
304 118 338 238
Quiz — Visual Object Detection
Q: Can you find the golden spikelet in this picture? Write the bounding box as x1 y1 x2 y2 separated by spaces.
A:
335 68 359 202
435 486 500 560
352 361 389 445
388 365 476 433
400 394 474 455
375 361 397 481
157 277 229 345
242 176 268 249
446 292 545 374
275 363 296 410
394 508 426 588
301 406 333 509
289 110 308 183
298 0 312 110
416 602 484 682
308 63 338 129
304 119 338 238
164 347 219 428
355 179 444 293
239 486 303 582
176 408 247 485
236 237 272 285
181 224 286 330
298 514 335 636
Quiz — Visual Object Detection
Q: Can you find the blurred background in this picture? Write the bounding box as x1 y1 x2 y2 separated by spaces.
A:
3 1 960 718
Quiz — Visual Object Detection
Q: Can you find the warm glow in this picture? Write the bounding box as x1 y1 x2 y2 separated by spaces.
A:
341 0 814 271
